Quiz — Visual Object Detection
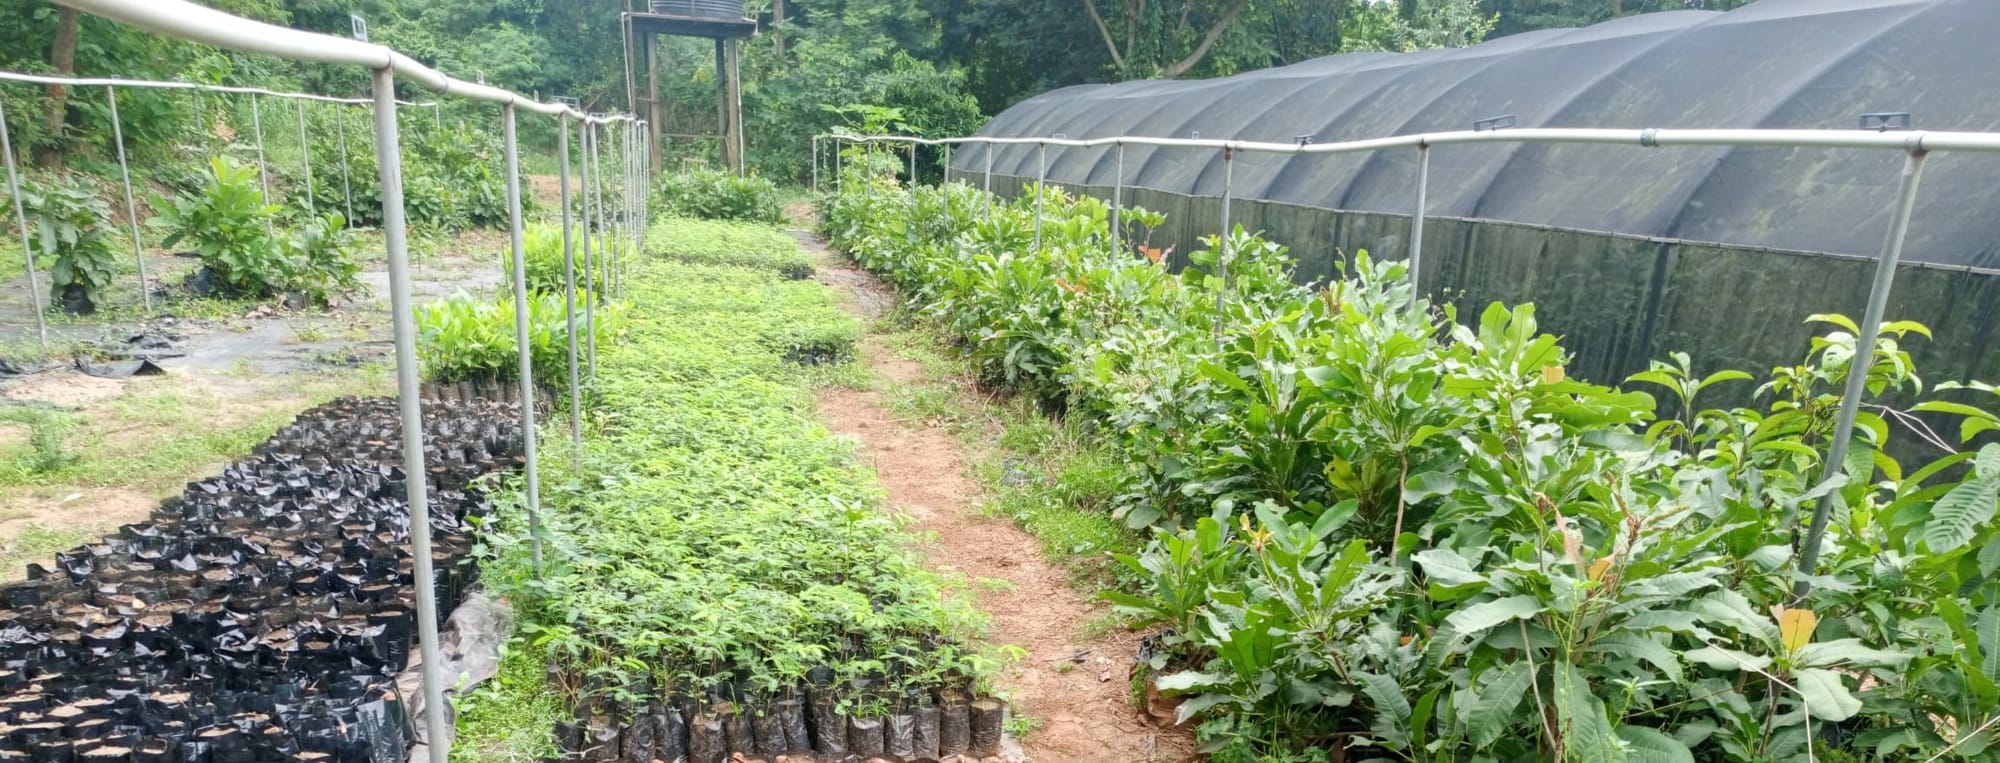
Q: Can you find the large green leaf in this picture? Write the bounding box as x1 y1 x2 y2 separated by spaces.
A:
1468 661 1533 749
1445 595 1543 635
1924 475 2000 553
1791 668 1861 721
1794 638 1910 670
1555 663 1624 762
1617 725 1694 763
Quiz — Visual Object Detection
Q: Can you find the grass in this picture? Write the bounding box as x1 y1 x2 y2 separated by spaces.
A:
450 639 567 763
870 317 1145 593
0 365 391 493
0 524 97 580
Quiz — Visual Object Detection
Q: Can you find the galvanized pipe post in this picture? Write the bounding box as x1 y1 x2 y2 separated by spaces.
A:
1112 141 1124 256
1034 141 1047 250
833 137 842 194
589 119 610 301
250 93 271 203
1795 147 1931 598
192 89 205 138
1410 143 1430 298
942 144 953 187
983 141 994 214
368 66 450 763
907 142 917 187
295 98 315 215
1215 146 1234 340
501 103 544 574
0 97 50 346
558 114 583 462
106 86 154 310
580 122 598 378
811 135 820 194
336 106 355 226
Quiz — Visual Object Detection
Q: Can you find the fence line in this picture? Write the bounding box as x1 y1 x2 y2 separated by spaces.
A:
11 1 651 757
814 124 1983 598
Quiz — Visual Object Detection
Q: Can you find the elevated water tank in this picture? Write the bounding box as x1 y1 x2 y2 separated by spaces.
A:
649 0 747 20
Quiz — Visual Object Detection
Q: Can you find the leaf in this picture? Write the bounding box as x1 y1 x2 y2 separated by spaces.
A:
1776 607 1817 654
1468 662 1532 749
1356 671 1410 721
1794 638 1910 669
1924 476 2000 553
1555 663 1624 762
1154 671 1229 693
1444 595 1542 635
1617 725 1694 763
1790 667 1862 722
1683 646 1770 672
1173 692 1235 725
1412 547 1487 591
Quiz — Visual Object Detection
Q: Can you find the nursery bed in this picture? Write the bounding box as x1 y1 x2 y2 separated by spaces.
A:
0 396 523 759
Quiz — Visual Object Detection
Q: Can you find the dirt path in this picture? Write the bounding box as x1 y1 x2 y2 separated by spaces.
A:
802 233 1191 763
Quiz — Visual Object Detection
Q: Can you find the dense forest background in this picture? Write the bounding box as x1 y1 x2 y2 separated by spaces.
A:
0 0 1748 179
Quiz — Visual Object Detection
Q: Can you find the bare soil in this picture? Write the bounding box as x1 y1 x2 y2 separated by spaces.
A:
804 233 1193 762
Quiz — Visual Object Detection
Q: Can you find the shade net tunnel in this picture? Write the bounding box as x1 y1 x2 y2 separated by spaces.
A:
951 0 2000 387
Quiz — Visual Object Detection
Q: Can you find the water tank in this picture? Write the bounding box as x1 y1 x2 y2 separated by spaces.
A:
649 0 746 19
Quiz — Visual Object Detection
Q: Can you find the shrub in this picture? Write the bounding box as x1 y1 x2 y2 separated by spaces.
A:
280 213 364 306
17 174 123 315
149 156 287 298
415 288 617 386
825 168 2000 762
653 168 783 223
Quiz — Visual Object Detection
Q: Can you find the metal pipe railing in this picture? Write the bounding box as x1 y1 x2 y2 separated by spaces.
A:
25 1 649 757
821 125 1977 598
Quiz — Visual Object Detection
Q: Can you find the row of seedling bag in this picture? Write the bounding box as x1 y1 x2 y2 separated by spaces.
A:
558 680 1008 762
0 397 523 761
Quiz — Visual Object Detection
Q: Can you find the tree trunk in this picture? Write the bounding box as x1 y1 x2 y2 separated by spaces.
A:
36 7 81 169
1161 0 1250 78
773 0 787 56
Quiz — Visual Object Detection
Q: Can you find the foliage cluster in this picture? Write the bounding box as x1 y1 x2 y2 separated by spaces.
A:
148 156 362 303
650 218 815 281
471 220 988 735
653 168 784 224
500 223 616 298
414 286 616 388
14 173 124 314
824 169 2000 762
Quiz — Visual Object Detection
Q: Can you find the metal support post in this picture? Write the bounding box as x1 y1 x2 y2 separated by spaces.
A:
811 136 820 194
833 137 842 194
907 142 917 186
942 144 953 187
1112 141 1124 256
590 120 610 302
1216 146 1234 334
1034 142 1047 250
1795 147 1931 598
296 99 316 216
501 104 544 574
559 115 583 462
107 86 153 311
250 93 271 202
1411 144 1430 297
337 106 355 226
984 142 995 214
0 97 49 346
580 123 598 378
192 89 205 138
369 66 449 763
